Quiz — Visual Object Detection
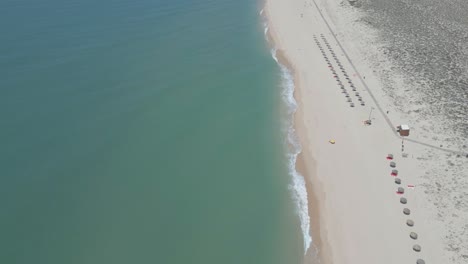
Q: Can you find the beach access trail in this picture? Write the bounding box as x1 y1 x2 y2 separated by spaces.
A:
264 0 452 263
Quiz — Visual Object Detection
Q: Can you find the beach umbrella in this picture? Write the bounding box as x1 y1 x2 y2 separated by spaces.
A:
350 103 355 107
395 178 401 184
329 139 336 144
410 232 418 239
413 245 421 252
406 219 414 226
403 208 410 215
390 161 396 167
400 197 407 204
347 98 352 102
397 187 404 194
360 101 365 106
417 259 425 264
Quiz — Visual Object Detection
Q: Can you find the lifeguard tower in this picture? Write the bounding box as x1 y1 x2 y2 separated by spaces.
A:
397 125 410 136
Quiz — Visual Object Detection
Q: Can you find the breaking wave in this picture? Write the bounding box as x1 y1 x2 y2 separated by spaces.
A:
270 47 312 254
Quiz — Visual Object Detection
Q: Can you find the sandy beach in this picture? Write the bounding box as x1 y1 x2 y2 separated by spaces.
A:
264 0 468 263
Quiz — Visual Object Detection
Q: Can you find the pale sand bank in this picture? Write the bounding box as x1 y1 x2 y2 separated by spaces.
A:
264 0 468 263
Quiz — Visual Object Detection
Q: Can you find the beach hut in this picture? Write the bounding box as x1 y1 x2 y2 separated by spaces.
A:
397 124 410 136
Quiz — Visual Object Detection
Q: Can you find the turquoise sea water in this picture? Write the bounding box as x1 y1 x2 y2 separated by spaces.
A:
0 0 302 263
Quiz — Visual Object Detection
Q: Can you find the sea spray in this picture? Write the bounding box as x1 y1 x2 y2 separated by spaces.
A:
270 48 312 254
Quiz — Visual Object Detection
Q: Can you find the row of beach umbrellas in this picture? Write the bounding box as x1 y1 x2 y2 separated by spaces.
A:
387 154 426 264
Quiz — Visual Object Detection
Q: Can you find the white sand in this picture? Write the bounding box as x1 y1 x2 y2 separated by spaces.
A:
264 0 468 263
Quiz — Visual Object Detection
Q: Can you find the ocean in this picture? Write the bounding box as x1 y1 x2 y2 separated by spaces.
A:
0 0 304 263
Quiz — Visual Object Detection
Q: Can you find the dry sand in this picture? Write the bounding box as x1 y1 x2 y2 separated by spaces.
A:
264 0 468 263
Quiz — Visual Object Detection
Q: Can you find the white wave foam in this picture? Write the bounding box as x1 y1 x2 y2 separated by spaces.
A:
264 24 269 36
259 9 264 15
270 48 312 254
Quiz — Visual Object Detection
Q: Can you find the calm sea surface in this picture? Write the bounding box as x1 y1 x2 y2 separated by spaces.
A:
0 0 302 263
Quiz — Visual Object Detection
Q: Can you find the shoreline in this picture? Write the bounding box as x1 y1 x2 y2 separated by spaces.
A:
262 11 330 263
275 48 330 263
